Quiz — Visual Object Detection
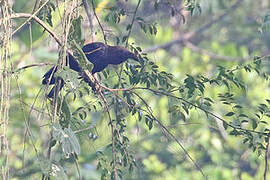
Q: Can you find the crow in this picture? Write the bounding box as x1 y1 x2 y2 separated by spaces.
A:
42 42 140 98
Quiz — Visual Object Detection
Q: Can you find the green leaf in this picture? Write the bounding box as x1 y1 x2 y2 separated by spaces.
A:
53 124 80 156
62 128 81 156
138 111 142 121
145 115 153 130
204 97 214 103
136 17 144 22
255 113 261 119
229 129 240 136
243 138 249 144
126 24 132 31
241 120 248 123
239 114 248 118
251 119 258 130
223 121 228 130
225 112 235 117
49 140 57 148
122 35 128 43
233 105 242 109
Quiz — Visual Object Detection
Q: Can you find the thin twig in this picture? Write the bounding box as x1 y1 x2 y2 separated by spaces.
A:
132 91 207 179
74 126 94 134
12 0 51 36
99 83 134 92
125 0 141 47
14 75 40 168
32 0 41 14
18 99 50 116
85 71 270 138
10 13 62 46
91 0 107 44
12 62 54 73
74 158 81 180
98 90 117 179
91 81 270 138
116 0 142 90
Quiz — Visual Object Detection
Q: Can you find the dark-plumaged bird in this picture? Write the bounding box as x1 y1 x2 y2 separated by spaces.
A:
42 42 141 98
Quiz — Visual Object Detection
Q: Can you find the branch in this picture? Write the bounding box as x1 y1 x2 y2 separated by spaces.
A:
125 0 141 47
12 0 51 36
98 90 117 179
12 62 54 73
10 13 62 46
74 126 95 134
91 0 107 44
145 0 243 53
99 83 135 92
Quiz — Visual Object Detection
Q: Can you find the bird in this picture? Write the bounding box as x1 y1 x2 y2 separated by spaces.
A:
42 42 141 98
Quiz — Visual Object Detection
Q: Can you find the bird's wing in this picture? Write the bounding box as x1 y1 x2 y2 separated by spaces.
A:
42 66 57 85
82 42 108 64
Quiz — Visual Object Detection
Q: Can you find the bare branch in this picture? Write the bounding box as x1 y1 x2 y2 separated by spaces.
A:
12 0 51 36
91 0 107 44
13 62 54 73
10 13 62 46
125 0 141 47
98 90 117 179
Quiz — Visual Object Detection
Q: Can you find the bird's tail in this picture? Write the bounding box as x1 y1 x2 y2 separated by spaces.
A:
42 65 63 98
42 66 58 85
42 53 82 98
47 79 64 98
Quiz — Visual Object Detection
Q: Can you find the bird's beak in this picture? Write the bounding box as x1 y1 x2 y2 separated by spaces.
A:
131 53 143 63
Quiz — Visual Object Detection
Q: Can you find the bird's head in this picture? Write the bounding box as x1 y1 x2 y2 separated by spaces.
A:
121 48 142 63
108 45 143 65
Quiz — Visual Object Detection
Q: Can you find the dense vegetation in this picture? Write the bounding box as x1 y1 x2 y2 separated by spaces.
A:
1 0 270 179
